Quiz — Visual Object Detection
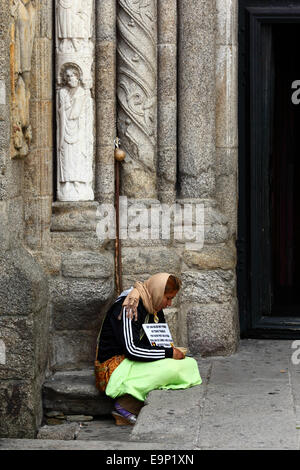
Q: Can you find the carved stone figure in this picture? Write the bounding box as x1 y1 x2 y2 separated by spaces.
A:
11 0 36 158
56 0 93 53
57 64 94 202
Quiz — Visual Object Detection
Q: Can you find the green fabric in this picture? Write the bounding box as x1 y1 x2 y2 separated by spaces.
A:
105 356 202 402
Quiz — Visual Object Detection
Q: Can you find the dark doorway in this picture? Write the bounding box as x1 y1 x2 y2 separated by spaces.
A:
238 0 300 337
271 24 300 316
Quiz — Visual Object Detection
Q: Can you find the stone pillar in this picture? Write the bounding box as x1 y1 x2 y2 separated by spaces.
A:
215 0 238 237
176 0 239 356
95 0 116 203
24 0 53 249
157 0 177 203
55 0 95 202
117 0 158 199
178 0 216 198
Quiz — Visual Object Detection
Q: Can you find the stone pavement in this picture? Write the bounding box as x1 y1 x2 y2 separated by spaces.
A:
1 339 300 450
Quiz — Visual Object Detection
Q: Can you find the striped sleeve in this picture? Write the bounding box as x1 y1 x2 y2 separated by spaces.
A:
122 307 172 362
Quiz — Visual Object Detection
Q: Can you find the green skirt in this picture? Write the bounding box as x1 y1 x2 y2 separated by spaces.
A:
105 356 202 402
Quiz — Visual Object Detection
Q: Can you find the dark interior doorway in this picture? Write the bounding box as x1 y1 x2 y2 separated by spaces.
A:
238 1 300 337
271 24 300 316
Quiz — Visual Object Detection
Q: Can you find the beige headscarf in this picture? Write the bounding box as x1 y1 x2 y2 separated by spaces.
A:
118 273 171 320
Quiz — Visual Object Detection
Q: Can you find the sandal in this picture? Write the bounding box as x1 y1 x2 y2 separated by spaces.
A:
112 402 137 426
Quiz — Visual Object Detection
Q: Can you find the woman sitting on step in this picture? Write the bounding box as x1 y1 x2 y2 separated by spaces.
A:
94 273 202 425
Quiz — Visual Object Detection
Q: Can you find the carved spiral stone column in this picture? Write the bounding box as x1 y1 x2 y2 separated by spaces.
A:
117 0 158 199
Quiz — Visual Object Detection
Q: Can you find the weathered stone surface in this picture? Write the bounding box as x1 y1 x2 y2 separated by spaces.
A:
24 149 53 198
24 196 52 249
0 248 49 316
181 270 235 304
216 172 237 238
31 38 52 101
131 385 205 444
158 0 177 44
61 251 113 279
216 0 238 46
158 147 177 188
50 330 101 370
7 197 25 245
122 247 181 276
0 201 9 251
0 380 37 438
158 45 177 101
96 99 116 147
37 423 80 440
187 301 239 356
51 232 112 251
51 202 100 232
45 417 66 425
0 317 35 380
50 277 114 330
183 243 236 270
171 200 229 245
178 0 216 198
216 44 238 149
95 42 116 101
31 249 62 276
66 415 93 422
43 369 114 415
35 0 53 39
157 101 177 146
164 308 178 345
45 411 65 418
95 0 116 204
95 0 116 41
30 99 53 149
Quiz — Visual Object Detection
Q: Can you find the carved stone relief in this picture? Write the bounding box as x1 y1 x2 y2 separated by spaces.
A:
10 0 36 158
55 0 94 201
117 0 158 198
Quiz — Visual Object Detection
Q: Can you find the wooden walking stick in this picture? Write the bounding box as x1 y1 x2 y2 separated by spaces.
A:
114 137 126 296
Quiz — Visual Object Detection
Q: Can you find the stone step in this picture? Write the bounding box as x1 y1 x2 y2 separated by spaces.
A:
0 438 191 450
43 368 114 416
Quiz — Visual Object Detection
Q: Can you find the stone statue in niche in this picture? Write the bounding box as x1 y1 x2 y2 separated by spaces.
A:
57 63 94 202
10 0 36 158
56 0 93 53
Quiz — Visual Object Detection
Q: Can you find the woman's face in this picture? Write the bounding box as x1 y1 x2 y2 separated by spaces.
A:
157 290 178 310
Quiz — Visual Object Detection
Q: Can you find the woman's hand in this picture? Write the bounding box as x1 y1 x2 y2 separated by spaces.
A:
172 347 185 360
124 303 138 321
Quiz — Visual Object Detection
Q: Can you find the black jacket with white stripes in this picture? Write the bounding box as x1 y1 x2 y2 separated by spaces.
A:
97 295 174 363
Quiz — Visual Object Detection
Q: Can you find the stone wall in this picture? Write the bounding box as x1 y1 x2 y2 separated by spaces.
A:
17 0 240 372
0 0 240 437
0 0 51 438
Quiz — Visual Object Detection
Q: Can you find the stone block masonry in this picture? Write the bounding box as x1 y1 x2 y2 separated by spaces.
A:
0 0 240 438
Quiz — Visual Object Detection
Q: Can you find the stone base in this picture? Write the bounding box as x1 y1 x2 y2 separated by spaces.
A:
43 369 114 416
